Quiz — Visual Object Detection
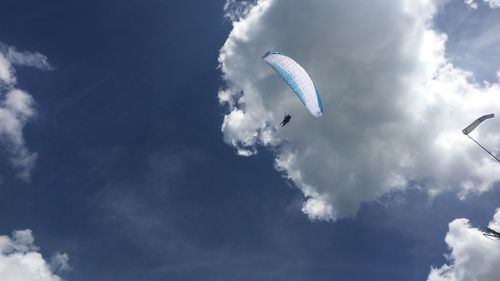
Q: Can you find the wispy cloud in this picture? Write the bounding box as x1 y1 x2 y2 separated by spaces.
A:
5 47 53 71
464 0 479 9
484 0 500 8
0 43 51 180
464 0 500 9
89 147 206 253
218 0 500 220
50 252 72 273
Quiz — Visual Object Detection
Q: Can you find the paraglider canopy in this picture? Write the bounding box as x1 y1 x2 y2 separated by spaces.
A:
462 113 495 135
263 51 324 117
462 113 500 163
483 227 500 240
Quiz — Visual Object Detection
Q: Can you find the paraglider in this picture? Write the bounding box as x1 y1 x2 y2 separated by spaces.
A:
462 113 499 163
263 51 324 118
462 114 495 135
280 113 291 127
483 227 500 240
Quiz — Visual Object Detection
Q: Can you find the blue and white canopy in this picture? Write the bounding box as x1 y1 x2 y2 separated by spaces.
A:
263 51 323 117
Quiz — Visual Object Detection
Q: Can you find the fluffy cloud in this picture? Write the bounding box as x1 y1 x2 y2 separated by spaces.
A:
0 44 50 180
218 0 500 220
0 229 68 281
427 209 500 281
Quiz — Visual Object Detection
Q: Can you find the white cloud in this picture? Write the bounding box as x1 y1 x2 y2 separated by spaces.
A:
0 229 68 281
463 0 500 8
484 0 500 8
218 0 500 220
50 253 71 273
427 209 500 281
465 0 479 9
223 0 257 22
489 208 500 230
0 53 15 85
5 47 52 71
0 89 37 180
0 43 50 180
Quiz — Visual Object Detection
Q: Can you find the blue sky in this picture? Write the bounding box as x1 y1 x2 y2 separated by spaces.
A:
0 1 499 281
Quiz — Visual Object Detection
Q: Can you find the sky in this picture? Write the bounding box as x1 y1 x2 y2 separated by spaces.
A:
0 0 499 281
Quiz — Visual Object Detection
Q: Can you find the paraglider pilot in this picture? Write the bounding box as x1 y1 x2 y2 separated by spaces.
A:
280 113 291 127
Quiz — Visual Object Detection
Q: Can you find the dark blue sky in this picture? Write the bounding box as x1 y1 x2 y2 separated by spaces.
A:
0 1 499 281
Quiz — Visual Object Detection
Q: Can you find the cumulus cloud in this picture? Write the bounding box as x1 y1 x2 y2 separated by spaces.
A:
218 0 500 220
0 229 68 281
0 43 50 180
427 209 500 281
